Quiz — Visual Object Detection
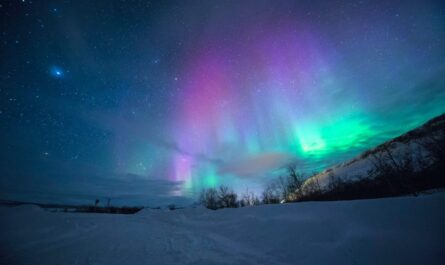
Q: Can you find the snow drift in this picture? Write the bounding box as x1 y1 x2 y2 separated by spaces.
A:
1 192 444 265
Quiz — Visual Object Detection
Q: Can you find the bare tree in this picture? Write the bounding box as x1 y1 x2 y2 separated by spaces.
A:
261 183 280 204
276 166 304 202
240 189 260 207
218 186 238 208
199 188 219 210
199 186 238 209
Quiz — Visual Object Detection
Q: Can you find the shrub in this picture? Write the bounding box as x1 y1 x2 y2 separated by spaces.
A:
199 188 219 210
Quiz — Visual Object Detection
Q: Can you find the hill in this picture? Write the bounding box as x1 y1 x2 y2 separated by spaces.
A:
298 113 445 201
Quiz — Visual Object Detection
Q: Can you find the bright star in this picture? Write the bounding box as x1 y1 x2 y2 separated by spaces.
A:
50 66 64 78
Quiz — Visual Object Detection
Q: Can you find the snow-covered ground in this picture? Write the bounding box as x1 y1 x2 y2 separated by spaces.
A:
303 140 430 191
1 193 444 265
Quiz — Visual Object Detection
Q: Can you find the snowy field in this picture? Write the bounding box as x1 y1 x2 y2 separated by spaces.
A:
1 193 444 265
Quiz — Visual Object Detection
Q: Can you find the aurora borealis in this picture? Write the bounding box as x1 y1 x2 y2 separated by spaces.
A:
1 0 445 205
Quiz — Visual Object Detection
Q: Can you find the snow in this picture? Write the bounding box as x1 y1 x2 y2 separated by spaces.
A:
1 193 444 265
303 136 433 191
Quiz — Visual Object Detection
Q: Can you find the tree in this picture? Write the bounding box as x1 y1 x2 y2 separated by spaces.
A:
218 186 238 208
261 183 280 204
199 188 219 210
199 186 238 209
240 189 260 207
277 166 304 202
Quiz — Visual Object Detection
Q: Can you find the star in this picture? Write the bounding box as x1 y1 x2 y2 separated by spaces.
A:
1 0 444 207
50 66 64 79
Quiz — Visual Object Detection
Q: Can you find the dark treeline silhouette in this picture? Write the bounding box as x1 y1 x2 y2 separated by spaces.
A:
199 166 304 209
69 199 143 214
199 186 239 210
74 205 143 214
0 199 144 214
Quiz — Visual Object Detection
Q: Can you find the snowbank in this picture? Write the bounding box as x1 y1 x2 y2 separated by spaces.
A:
1 193 444 265
304 114 445 191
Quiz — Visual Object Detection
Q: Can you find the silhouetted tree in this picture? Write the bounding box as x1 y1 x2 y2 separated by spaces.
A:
261 183 280 204
199 188 219 210
240 189 260 207
218 185 238 208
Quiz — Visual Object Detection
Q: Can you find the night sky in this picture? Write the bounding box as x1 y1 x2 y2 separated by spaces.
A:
1 0 444 206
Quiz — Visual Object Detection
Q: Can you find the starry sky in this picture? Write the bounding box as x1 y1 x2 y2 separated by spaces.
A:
1 0 444 206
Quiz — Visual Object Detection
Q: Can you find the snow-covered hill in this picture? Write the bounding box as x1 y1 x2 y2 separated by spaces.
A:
1 192 444 265
302 114 445 191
